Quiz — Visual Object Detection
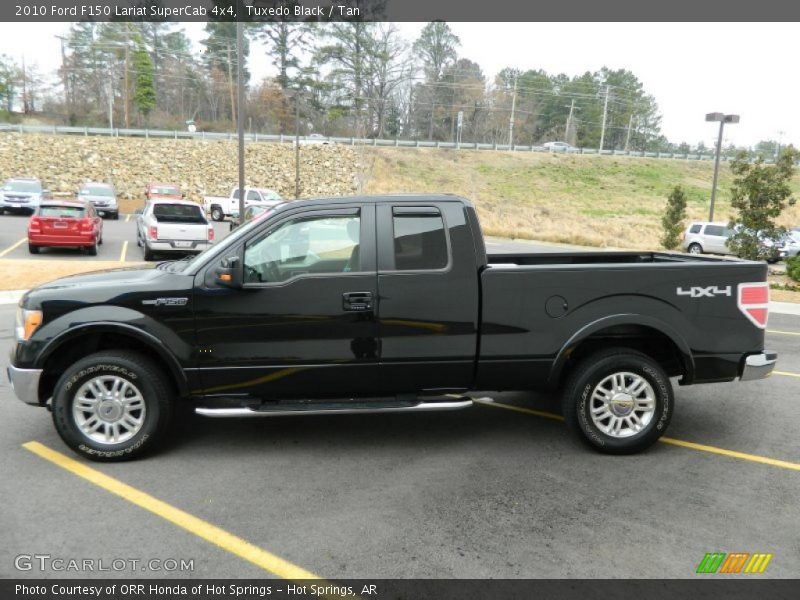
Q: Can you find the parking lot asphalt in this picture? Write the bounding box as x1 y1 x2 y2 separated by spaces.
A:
1 302 798 579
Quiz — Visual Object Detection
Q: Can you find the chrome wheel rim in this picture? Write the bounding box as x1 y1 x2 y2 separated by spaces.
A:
589 371 655 438
72 375 146 445
689 245 701 254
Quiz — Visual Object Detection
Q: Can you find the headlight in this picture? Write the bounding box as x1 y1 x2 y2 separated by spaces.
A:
15 307 43 342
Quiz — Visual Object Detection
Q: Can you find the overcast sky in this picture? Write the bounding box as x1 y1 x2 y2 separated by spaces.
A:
0 21 796 148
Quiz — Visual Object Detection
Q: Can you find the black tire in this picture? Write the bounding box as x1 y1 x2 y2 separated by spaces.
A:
112 212 119 220
143 244 154 261
51 351 173 461
561 348 673 455
210 205 224 222
28 244 40 254
86 241 98 256
687 243 703 254
98 234 103 246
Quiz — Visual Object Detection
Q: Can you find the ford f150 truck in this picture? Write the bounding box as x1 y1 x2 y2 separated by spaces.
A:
7 195 776 461
204 187 282 222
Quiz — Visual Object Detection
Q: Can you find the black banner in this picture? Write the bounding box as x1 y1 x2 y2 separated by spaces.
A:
3 579 800 600
3 0 800 22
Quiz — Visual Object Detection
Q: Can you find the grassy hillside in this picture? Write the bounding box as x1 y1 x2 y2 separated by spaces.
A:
362 148 800 249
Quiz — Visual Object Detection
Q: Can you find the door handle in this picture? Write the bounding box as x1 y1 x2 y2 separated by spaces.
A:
343 291 373 312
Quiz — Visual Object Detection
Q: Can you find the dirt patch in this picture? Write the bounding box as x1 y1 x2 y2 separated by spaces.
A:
0 259 147 291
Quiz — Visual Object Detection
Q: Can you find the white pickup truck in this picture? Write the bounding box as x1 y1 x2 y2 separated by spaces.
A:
203 187 282 222
136 199 215 261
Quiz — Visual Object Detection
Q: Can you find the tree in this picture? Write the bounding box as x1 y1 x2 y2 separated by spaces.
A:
726 147 799 260
258 22 313 92
132 41 156 123
660 186 688 249
413 21 459 82
0 55 19 113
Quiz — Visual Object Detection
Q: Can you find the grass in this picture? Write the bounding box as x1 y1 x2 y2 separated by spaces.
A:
0 259 146 291
362 148 800 249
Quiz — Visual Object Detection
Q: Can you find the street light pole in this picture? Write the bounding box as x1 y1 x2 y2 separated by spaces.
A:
705 112 740 222
236 17 246 223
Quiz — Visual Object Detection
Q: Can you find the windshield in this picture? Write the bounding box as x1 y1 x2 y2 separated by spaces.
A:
4 180 41 193
80 185 114 197
39 205 85 218
152 203 206 223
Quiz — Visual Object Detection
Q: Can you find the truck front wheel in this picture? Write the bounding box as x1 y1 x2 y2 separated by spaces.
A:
561 348 673 454
210 205 224 221
51 351 173 461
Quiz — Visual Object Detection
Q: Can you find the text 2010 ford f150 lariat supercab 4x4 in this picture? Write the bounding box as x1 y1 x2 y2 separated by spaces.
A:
7 195 776 460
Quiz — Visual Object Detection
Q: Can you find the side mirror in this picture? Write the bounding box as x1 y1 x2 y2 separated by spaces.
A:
215 255 243 288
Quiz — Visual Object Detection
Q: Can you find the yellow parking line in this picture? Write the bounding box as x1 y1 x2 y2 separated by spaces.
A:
22 441 322 580
767 329 800 336
774 370 800 379
474 399 800 472
0 237 26 257
119 240 128 262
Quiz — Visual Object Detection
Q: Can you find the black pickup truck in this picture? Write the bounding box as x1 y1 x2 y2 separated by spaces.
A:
8 195 776 460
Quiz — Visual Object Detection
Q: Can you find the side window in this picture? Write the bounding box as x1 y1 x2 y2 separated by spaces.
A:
244 214 360 284
392 210 448 271
232 189 241 200
689 224 702 234
246 190 261 201
704 225 724 236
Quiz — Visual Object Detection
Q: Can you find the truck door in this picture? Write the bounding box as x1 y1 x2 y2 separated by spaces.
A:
193 204 379 398
375 202 480 393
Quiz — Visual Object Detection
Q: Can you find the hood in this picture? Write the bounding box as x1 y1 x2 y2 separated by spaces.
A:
81 194 117 203
22 265 193 309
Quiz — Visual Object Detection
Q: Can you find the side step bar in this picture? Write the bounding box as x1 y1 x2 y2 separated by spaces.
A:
195 397 473 418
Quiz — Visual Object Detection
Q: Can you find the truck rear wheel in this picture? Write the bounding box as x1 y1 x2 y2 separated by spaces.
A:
561 348 673 454
51 351 173 461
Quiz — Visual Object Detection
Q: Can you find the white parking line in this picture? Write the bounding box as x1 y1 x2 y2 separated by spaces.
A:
0 237 26 258
125 214 131 223
119 241 128 263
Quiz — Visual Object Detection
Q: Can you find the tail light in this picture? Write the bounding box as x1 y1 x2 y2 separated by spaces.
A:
738 282 769 328
80 219 93 231
29 216 41 233
148 225 158 240
207 225 214 242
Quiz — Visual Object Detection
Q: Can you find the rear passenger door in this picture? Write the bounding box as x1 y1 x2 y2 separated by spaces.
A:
376 202 480 394
703 224 729 254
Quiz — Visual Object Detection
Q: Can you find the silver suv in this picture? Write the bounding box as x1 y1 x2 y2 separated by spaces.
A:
681 222 734 256
0 177 50 215
78 182 119 219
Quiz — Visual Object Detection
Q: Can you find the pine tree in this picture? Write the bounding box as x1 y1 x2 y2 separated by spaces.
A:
660 186 687 249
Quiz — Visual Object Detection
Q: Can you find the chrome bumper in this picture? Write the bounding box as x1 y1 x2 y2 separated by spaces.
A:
740 352 777 381
7 365 43 405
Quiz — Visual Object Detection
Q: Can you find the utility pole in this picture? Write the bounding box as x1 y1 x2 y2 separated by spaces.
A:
123 43 130 128
295 95 300 199
55 35 69 118
565 99 576 144
599 84 610 153
705 112 740 222
624 112 634 151
508 74 517 147
226 41 237 123
236 19 245 223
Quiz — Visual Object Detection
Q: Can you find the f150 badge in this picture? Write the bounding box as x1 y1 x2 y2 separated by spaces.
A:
141 297 189 306
677 286 732 298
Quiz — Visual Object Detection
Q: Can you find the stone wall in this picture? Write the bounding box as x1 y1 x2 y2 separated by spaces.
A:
0 133 360 210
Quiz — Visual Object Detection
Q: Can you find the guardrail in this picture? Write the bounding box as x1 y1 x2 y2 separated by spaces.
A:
0 122 752 162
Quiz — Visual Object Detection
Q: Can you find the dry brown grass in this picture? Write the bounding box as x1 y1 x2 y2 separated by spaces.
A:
0 259 147 291
362 148 800 249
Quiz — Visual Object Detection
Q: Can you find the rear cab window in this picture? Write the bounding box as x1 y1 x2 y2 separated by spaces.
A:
153 204 207 223
391 207 449 271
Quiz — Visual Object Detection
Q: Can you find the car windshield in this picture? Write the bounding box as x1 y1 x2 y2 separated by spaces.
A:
80 185 113 196
4 180 41 193
151 186 180 196
152 203 205 223
39 205 85 218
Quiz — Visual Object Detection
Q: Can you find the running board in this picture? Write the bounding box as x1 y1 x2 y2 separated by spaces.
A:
195 398 473 418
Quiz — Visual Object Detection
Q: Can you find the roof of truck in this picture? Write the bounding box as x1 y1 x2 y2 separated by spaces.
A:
296 193 470 205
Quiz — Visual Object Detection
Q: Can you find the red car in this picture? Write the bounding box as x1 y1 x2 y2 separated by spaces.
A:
28 200 103 255
145 183 183 201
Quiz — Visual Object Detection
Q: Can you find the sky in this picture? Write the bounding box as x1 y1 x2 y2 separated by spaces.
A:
0 21 797 148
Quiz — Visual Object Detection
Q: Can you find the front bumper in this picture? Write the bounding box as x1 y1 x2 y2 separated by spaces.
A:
740 352 777 381
7 365 43 405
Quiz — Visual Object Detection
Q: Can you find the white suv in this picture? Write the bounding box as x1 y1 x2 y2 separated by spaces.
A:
681 222 734 256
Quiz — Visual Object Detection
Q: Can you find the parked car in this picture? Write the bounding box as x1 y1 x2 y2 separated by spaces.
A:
78 182 119 219
27 200 103 255
8 194 776 461
204 187 282 222
779 230 800 258
682 221 787 262
136 199 214 261
0 177 51 215
145 183 183 201
543 141 577 153
229 202 284 231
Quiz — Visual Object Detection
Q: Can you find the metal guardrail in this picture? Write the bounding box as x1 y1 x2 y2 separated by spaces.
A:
0 122 751 162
